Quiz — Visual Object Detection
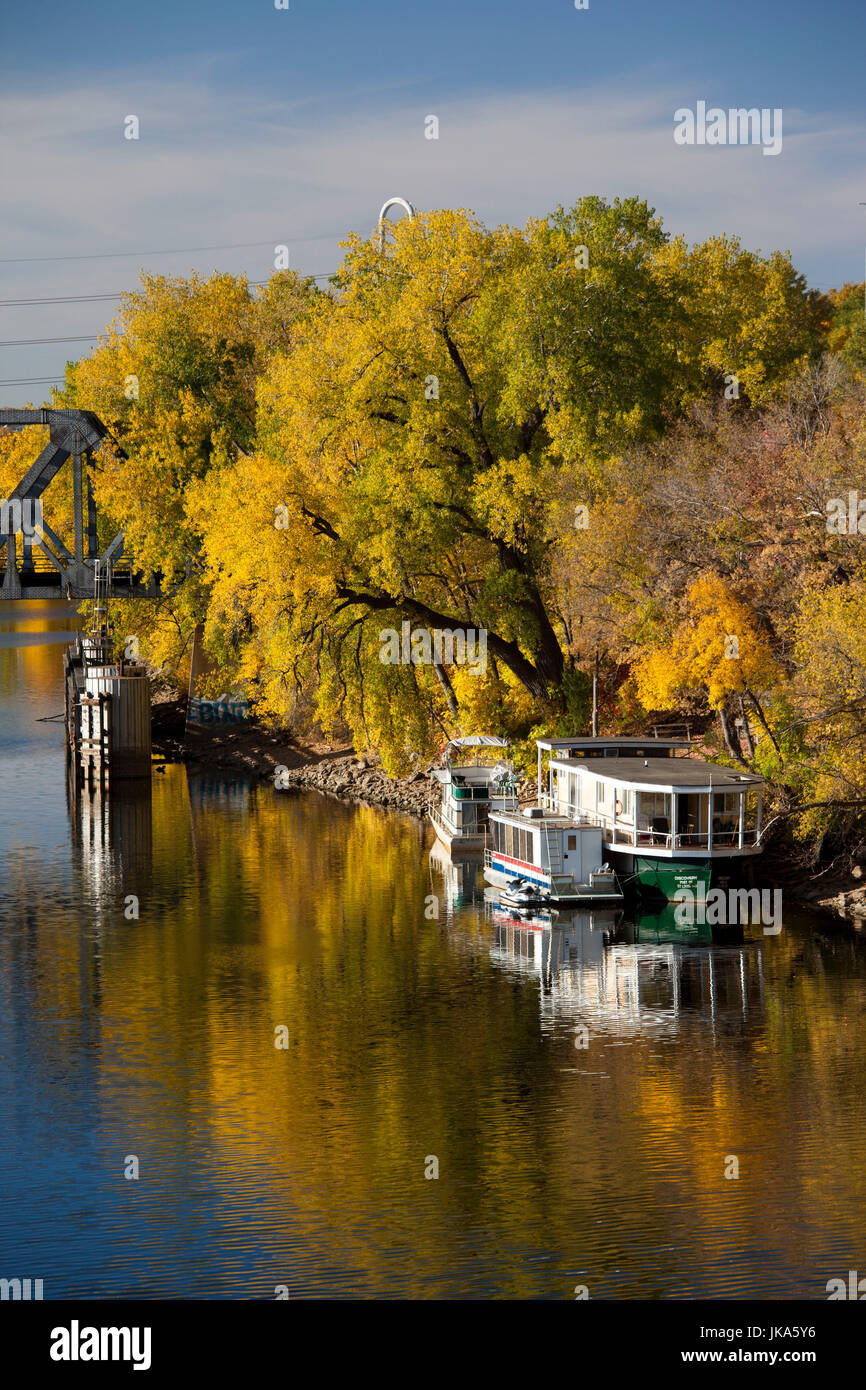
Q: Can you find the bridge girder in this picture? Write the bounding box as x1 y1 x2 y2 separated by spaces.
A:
0 408 125 599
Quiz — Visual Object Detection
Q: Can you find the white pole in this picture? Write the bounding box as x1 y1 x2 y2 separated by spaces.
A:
378 197 415 251
708 776 714 853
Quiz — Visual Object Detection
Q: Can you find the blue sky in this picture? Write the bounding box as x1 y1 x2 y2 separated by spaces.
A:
1 0 865 404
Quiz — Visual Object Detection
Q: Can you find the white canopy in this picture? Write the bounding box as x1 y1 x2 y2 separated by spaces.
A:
447 735 509 748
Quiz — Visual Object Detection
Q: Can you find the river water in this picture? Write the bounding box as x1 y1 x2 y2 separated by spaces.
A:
1 600 865 1300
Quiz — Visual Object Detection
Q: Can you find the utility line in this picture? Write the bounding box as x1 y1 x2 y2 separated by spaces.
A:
0 271 336 307
0 293 123 306
0 232 347 264
0 335 102 347
0 376 66 386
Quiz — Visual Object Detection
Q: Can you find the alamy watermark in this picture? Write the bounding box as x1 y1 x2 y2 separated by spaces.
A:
379 621 487 677
674 102 783 157
674 885 782 934
0 498 42 536
826 490 866 535
1 1276 43 1300
50 1322 152 1371
826 1270 866 1299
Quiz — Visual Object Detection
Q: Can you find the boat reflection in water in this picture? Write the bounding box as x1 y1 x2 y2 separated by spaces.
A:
428 836 479 913
485 894 765 1038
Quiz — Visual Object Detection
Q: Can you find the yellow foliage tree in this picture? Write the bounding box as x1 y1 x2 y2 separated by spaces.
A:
633 574 782 762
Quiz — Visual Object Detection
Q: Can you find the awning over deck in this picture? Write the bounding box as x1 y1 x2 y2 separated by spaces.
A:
447 735 509 748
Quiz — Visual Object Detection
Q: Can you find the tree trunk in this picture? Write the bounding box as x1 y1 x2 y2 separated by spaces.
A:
718 700 748 766
747 688 783 765
737 693 755 760
433 659 460 723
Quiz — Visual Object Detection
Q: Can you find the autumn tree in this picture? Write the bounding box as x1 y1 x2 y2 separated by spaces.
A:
59 200 833 771
826 282 866 372
632 574 782 764
62 269 320 677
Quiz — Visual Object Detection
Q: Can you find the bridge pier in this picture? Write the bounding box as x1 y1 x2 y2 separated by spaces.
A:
2 530 22 599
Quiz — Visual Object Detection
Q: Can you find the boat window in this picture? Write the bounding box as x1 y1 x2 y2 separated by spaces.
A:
567 834 577 851
637 792 672 832
597 780 615 815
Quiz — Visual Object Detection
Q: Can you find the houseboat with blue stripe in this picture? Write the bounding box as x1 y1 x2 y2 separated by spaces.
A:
483 804 623 905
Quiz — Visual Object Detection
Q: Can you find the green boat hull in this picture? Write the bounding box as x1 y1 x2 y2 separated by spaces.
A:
632 857 713 901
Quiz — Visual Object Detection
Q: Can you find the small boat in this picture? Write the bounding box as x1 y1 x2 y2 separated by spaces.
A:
501 876 550 908
484 805 624 904
429 735 519 855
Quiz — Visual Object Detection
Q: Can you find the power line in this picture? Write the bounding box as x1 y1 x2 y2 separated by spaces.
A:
0 335 102 347
0 293 123 306
0 376 65 386
0 232 347 265
0 271 337 307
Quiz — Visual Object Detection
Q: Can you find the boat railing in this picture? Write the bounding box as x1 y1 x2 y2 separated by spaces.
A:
430 805 457 839
548 801 761 852
449 787 519 809
547 803 596 826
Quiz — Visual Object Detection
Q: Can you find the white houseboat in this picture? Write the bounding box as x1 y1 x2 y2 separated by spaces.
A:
429 736 519 854
534 737 764 899
483 804 623 905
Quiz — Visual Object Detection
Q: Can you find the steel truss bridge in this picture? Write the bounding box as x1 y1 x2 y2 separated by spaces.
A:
0 408 150 600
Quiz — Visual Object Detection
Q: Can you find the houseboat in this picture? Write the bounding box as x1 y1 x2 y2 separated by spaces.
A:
429 736 519 854
483 805 624 905
534 736 764 900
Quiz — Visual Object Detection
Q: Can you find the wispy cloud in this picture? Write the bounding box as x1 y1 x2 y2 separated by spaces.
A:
2 74 864 400
3 78 862 277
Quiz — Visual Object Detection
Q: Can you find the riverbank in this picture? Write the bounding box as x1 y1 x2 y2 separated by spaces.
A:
152 701 866 923
152 700 438 817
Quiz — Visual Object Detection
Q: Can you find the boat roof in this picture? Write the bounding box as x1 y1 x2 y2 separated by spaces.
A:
489 809 601 829
447 735 509 748
550 755 762 789
536 736 690 752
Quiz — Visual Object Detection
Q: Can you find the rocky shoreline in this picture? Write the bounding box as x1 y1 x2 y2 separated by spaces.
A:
152 701 866 924
152 700 439 817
